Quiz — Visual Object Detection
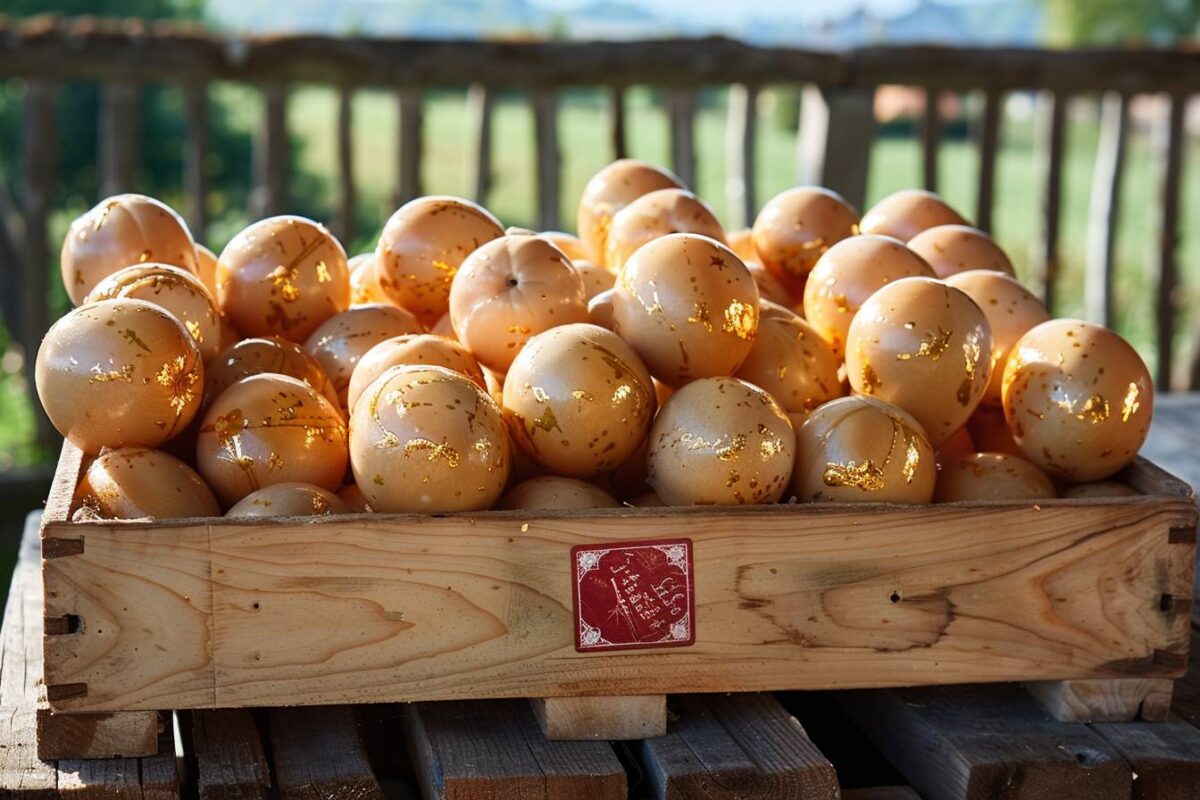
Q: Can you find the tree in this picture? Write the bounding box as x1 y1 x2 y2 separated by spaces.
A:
1042 0 1199 45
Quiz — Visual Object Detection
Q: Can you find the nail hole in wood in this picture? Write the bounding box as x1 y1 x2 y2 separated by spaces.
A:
889 591 902 604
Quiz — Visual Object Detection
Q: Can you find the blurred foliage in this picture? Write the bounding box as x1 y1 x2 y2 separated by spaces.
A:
1042 0 1199 45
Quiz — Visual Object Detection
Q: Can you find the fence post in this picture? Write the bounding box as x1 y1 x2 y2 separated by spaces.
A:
335 84 356 246
252 83 289 218
724 84 758 230
667 89 697 189
1152 92 1185 390
921 89 940 193
609 86 627 161
99 82 141 197
1084 92 1128 329
972 89 1002 232
1031 90 1066 313
466 83 493 206
394 88 423 209
532 89 561 231
796 84 876 213
182 81 209 242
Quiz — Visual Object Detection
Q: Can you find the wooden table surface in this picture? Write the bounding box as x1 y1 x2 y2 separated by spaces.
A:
1140 393 1200 492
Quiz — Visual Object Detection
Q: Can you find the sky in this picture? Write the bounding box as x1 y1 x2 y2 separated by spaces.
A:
529 0 995 23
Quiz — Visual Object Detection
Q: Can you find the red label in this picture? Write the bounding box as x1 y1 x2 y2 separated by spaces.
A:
571 538 695 653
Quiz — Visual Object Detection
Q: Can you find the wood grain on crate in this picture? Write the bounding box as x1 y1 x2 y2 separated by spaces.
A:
532 695 667 741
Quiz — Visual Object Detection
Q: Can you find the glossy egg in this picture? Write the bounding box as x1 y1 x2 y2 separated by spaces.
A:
338 482 373 511
374 196 504 325
908 225 1015 278
347 333 485 412
936 425 976 466
588 289 615 330
225 482 349 518
945 270 1050 406
751 187 861 293
449 234 589 374
539 230 592 262
60 194 198 306
498 476 620 510
348 365 511 513
196 373 348 507
577 159 684 271
74 446 219 519
35 299 203 453
789 395 936 504
860 189 967 242
648 376 794 505
845 277 992 447
745 260 795 307
802 235 935 356
1061 481 1138 498
217 215 350 342
966 406 1023 457
204 336 339 409
503 323 656 478
303 304 423 407
612 233 759 386
933 452 1056 502
574 260 615 300
348 253 389 305
195 244 219 296
604 188 726 273
430 312 457 340
725 228 757 262
1002 319 1152 481
733 301 841 416
85 263 223 361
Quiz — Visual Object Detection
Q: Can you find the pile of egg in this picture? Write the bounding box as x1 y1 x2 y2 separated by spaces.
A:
36 159 1152 520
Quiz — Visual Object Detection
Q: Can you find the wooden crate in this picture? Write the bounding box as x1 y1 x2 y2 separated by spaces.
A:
40 440 1197 738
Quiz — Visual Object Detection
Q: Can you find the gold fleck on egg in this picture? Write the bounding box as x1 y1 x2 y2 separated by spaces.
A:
604 188 726 274
60 194 198 306
503 323 656 479
648 376 794 505
348 333 485 412
908 225 1015 279
577 159 684 272
374 196 504 325
73 446 218 519
449 234 589 374
348 252 390 306
860 189 967 243
802 234 935 357
225 482 349 518
790 395 935 504
845 276 992 448
217 215 350 343
35 298 203 453
588 288 615 330
204 335 338 409
612 233 760 386
539 230 592 263
574 259 615 300
1001 319 1152 482
195 243 219 296
1061 481 1138 499
751 187 861 293
303 304 423 408
934 452 1056 502
498 476 620 510
349 365 511 513
338 482 373 511
734 301 842 417
196 373 348 507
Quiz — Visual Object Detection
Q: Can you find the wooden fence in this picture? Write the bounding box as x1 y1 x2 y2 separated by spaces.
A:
0 15 1198 452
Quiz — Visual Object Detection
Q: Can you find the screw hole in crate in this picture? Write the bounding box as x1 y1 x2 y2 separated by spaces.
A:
889 591 902 604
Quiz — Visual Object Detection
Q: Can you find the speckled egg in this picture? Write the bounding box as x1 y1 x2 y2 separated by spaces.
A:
1061 481 1138 498
588 289 615 330
648 376 794 505
751 187 861 293
503 323 656 478
577 159 684 271
217 215 350 342
934 452 1056 502
35 299 203 453
449 234 589 374
498 476 620 510
612 233 759 386
196 373 348 507
347 333 485 412
539 230 592 263
733 301 841 417
348 365 511 513
195 243 219 296
745 260 796 307
348 253 390 305
908 225 1015 278
303 304 423 407
726 228 757 262
204 336 339 409
60 194 198 306
225 482 349 518
604 188 726 273
374 196 504 325
574 260 615 300
1001 319 1153 481
802 235 935 356
945 270 1050 406
860 189 967 242
846 277 991 447
789 395 936 504
430 312 457 340
74 446 219 519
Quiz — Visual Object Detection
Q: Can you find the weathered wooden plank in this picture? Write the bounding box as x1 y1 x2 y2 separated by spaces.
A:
191 709 271 800
334 84 355 245
98 81 140 197
1084 91 1129 328
269 707 383 800
1171 626 1200 727
921 89 940 192
841 790 922 800
609 86 627 160
532 89 561 231
251 83 288 218
1025 678 1173 723
138 729 182 800
796 84 875 212
1152 92 1186 390
972 90 1001 233
36 709 162 761
1091 720 1200 800
1031 90 1066 312
182 80 209 241
532 695 666 741
465 83 493 205
56 757 143 799
394 87 423 208
724 83 758 230
667 89 697 189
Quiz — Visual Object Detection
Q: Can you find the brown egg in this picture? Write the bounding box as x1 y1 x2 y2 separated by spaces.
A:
745 260 795 307
217 312 241 353
217 215 350 342
85 263 223 361
726 228 757 262
577 159 684 271
628 491 664 507
860 189 967 243
35 299 203 453
74 446 218 519
908 225 1015 278
936 425 976 466
751 187 861 293
374 196 504 325
483 367 505 405
303 304 423 407
966 406 1022 457
945 270 1051 406
195 244 219 296
349 365 511 513
790 395 936 504
204 335 338 409
734 302 841 416
449 234 589 374
1061 481 1138 499
347 333 485 412
225 482 349 518
338 482 373 511
604 188 726 274
933 452 1056 502
802 235 935 356
612 233 759 386
653 378 675 408
503 323 656 478
648 377 794 505
539 230 592 263
196 373 348 507
846 277 992 448
606 439 651 500
430 312 457 340
498 476 620 510
60 194 198 306
587 289 615 330
1002 319 1152 482
574 260 615 300
348 253 390 306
